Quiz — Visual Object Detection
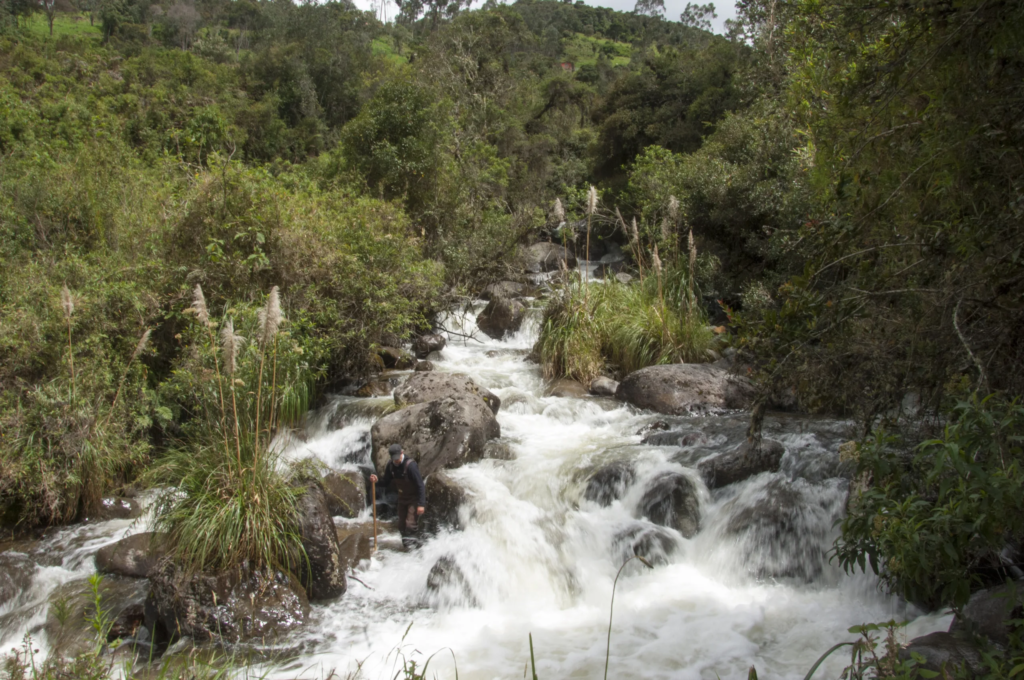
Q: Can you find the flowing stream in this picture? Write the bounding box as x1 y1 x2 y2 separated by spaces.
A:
0 301 952 679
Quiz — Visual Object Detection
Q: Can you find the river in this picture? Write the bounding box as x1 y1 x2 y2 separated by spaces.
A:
0 300 951 679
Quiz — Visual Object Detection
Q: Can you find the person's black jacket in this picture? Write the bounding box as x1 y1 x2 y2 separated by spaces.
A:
379 457 426 506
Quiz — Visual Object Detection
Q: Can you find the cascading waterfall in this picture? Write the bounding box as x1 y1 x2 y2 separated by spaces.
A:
0 301 952 679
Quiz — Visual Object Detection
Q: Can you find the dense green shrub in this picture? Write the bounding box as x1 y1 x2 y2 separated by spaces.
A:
836 396 1024 611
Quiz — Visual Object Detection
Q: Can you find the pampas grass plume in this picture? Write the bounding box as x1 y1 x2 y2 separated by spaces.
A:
668 195 679 223
587 186 598 216
221 319 243 376
61 285 74 319
258 286 283 347
554 197 565 222
631 218 639 245
191 284 210 326
652 244 662 275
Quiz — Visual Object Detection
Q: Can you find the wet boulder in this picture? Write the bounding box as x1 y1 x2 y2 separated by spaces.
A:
0 552 36 609
950 584 1024 646
723 479 829 582
412 334 447 359
698 439 785 490
613 522 682 566
636 472 702 539
425 554 478 608
379 347 415 370
476 297 527 340
394 371 500 415
335 521 375 567
483 439 515 460
899 632 983 678
355 380 394 398
584 461 636 506
295 481 347 600
545 378 588 398
421 470 468 535
323 471 366 519
371 396 501 477
95 532 168 579
481 281 530 301
414 360 434 372
147 560 309 643
615 364 755 415
589 376 619 397
523 242 577 273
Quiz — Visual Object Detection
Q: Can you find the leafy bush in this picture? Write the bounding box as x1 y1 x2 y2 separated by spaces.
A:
835 396 1024 611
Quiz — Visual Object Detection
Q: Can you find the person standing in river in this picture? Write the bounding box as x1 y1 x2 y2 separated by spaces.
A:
370 444 426 550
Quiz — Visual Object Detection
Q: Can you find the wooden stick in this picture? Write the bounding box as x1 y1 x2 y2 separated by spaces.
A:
371 478 378 553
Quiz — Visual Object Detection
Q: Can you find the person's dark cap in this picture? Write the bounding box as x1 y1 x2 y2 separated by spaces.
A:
388 444 403 459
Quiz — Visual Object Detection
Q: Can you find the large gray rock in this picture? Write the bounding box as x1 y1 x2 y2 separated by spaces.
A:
481 281 530 300
412 334 446 360
698 439 786 489
295 482 347 600
323 471 366 519
371 397 501 477
636 472 702 538
414 360 435 372
46 575 148 657
379 347 414 370
584 461 636 506
394 371 500 415
425 554 478 608
613 522 682 566
589 376 619 397
476 297 526 340
615 364 755 415
899 632 983 678
950 584 1024 646
421 470 468 535
335 521 376 567
148 560 309 643
95 532 168 579
523 242 577 273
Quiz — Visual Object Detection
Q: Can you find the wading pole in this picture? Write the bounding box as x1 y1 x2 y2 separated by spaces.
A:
371 478 378 553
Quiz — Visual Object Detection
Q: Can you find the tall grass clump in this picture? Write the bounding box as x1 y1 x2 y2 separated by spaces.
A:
536 261 713 383
152 286 320 573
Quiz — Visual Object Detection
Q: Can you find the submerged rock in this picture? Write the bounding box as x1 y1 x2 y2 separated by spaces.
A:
295 481 347 600
483 439 515 460
371 396 501 477
723 479 831 582
698 439 785 489
86 497 142 521
545 378 588 398
0 552 36 610
584 461 636 506
615 364 755 415
425 554 478 608
613 522 682 566
523 242 577 273
148 560 309 643
323 471 366 519
394 371 501 415
95 532 168 579
481 281 531 301
414 360 434 372
636 472 702 539
589 376 619 397
476 297 526 340
412 334 447 359
899 632 983 678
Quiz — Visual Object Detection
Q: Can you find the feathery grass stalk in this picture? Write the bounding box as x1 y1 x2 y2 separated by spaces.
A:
687 229 697 317
61 285 75 404
585 185 597 298
631 217 644 283
221 318 244 471
191 285 231 459
667 195 680 255
652 245 667 345
254 287 282 460
104 329 150 427
604 555 653 680
554 197 568 272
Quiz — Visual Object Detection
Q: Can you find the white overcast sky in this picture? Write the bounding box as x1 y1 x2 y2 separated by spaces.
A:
352 0 739 35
